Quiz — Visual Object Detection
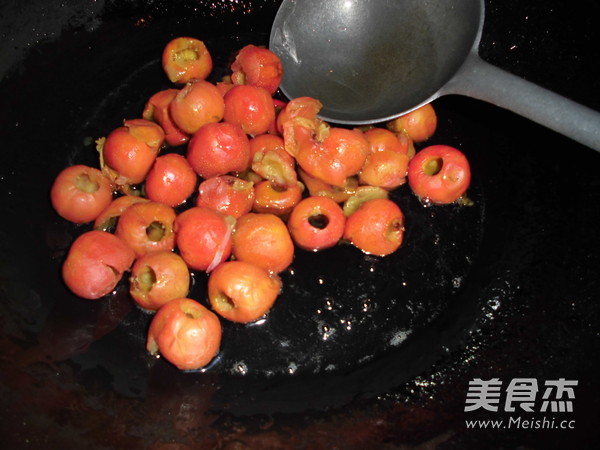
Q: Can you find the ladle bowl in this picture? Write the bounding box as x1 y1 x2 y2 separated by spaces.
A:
269 0 600 150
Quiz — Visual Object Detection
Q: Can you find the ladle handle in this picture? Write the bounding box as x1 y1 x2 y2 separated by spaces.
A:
444 54 600 151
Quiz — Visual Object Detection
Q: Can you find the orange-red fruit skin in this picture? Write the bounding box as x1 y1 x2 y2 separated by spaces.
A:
102 119 165 186
162 37 213 84
208 260 281 323
230 44 283 95
186 121 251 179
343 198 405 256
407 145 471 204
364 127 410 155
115 201 177 257
129 251 190 312
51 164 113 224
174 206 233 272
223 84 276 137
388 103 437 143
232 213 294 274
252 180 303 216
62 230 135 300
94 195 149 231
197 175 255 219
249 134 297 188
359 150 409 190
295 127 369 187
146 298 221 371
288 196 346 251
142 89 190 147
145 153 197 207
169 80 224 135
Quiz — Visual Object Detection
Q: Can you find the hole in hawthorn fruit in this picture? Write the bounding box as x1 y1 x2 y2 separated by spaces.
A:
394 219 404 231
308 214 329 229
137 266 157 292
182 304 202 319
233 179 251 191
96 215 119 233
270 183 288 193
146 221 166 242
423 157 443 176
215 293 235 311
387 218 405 241
174 48 198 62
75 173 99 193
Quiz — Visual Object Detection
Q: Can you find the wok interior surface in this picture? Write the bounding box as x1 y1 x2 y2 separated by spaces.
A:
1 0 599 448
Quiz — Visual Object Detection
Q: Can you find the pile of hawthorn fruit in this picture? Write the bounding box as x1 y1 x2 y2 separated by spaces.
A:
50 37 471 371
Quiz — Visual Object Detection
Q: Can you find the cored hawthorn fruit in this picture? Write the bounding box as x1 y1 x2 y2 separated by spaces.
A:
196 175 255 219
407 145 471 204
142 89 190 147
236 167 264 185
145 153 197 207
174 206 234 272
277 96 326 156
147 298 221 371
129 251 190 312
387 103 437 143
232 213 294 274
115 201 177 257
252 180 303 217
343 198 405 256
298 167 358 204
230 44 283 95
208 260 282 323
295 126 369 187
94 195 149 232
169 80 224 135
186 121 251 179
100 118 165 187
249 134 297 188
267 98 287 136
162 37 213 84
62 230 135 300
359 150 409 190
288 196 346 252
363 127 410 155
50 164 113 224
342 186 389 216
223 84 276 137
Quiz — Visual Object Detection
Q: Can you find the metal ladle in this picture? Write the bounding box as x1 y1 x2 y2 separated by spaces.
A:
269 0 600 150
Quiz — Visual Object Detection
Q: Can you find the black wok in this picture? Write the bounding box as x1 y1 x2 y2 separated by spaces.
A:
1 0 599 448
